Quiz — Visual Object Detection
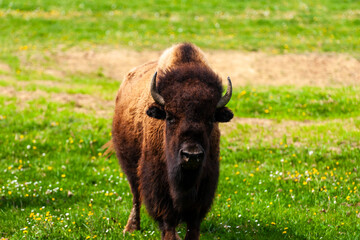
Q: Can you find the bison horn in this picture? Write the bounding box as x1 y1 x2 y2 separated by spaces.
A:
217 77 232 108
150 72 165 106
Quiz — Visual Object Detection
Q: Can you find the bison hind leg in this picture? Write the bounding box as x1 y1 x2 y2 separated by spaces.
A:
123 202 140 233
123 170 141 233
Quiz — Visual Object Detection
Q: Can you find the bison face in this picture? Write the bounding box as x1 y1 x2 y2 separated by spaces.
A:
147 101 232 190
163 104 213 172
146 72 233 189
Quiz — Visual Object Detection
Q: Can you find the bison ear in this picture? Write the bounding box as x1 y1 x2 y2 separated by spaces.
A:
215 107 233 122
146 104 166 120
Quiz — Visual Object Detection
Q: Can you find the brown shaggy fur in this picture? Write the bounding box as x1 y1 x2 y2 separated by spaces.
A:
111 43 233 240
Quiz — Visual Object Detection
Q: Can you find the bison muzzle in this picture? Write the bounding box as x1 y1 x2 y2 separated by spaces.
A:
111 43 233 240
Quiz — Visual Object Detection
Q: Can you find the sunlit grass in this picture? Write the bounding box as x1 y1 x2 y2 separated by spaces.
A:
0 1 359 239
1 0 360 53
228 86 360 120
1 85 359 239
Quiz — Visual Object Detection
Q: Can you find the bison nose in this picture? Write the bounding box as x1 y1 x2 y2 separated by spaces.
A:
180 146 204 170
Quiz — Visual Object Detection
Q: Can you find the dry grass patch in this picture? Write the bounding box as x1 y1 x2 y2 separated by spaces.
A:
0 86 114 117
19 48 360 87
0 62 11 73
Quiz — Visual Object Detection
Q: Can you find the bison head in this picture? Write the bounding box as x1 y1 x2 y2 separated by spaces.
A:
146 67 233 190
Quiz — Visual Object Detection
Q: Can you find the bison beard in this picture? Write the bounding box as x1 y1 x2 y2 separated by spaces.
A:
111 43 233 240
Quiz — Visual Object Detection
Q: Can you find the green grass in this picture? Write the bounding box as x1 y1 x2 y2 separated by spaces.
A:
1 84 359 239
228 86 360 120
1 0 360 239
0 44 359 240
1 0 360 53
1 69 360 120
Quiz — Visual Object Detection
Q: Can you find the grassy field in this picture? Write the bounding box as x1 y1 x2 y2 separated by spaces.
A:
1 0 360 54
1 0 360 239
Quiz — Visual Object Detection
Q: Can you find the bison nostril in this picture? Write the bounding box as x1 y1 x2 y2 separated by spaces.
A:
180 150 204 164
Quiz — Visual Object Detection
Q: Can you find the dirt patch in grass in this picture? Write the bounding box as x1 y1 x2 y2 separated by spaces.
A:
23 48 160 81
208 51 360 87
0 86 114 117
13 80 66 88
50 92 114 117
0 62 11 73
26 47 360 87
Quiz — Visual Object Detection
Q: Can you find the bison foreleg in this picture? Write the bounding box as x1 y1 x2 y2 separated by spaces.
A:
184 219 200 240
158 221 181 240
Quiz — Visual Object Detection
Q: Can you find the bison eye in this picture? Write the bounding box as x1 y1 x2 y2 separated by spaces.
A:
208 117 215 126
166 113 176 124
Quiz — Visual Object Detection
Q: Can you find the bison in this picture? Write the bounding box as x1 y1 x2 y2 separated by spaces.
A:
111 43 233 240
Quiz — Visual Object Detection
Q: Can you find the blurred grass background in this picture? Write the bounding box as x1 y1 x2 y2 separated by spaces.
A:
0 0 359 53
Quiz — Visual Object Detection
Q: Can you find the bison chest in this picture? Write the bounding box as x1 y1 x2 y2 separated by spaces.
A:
139 156 217 221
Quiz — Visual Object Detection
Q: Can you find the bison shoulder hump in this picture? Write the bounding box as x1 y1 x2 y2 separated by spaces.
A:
157 43 209 71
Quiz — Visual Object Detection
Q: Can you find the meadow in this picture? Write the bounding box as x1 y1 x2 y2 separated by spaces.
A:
1 0 360 239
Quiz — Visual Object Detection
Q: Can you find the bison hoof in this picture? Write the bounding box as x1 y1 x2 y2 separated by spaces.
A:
123 222 140 234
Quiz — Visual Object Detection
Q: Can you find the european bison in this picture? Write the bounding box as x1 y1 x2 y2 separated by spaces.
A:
111 43 233 240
